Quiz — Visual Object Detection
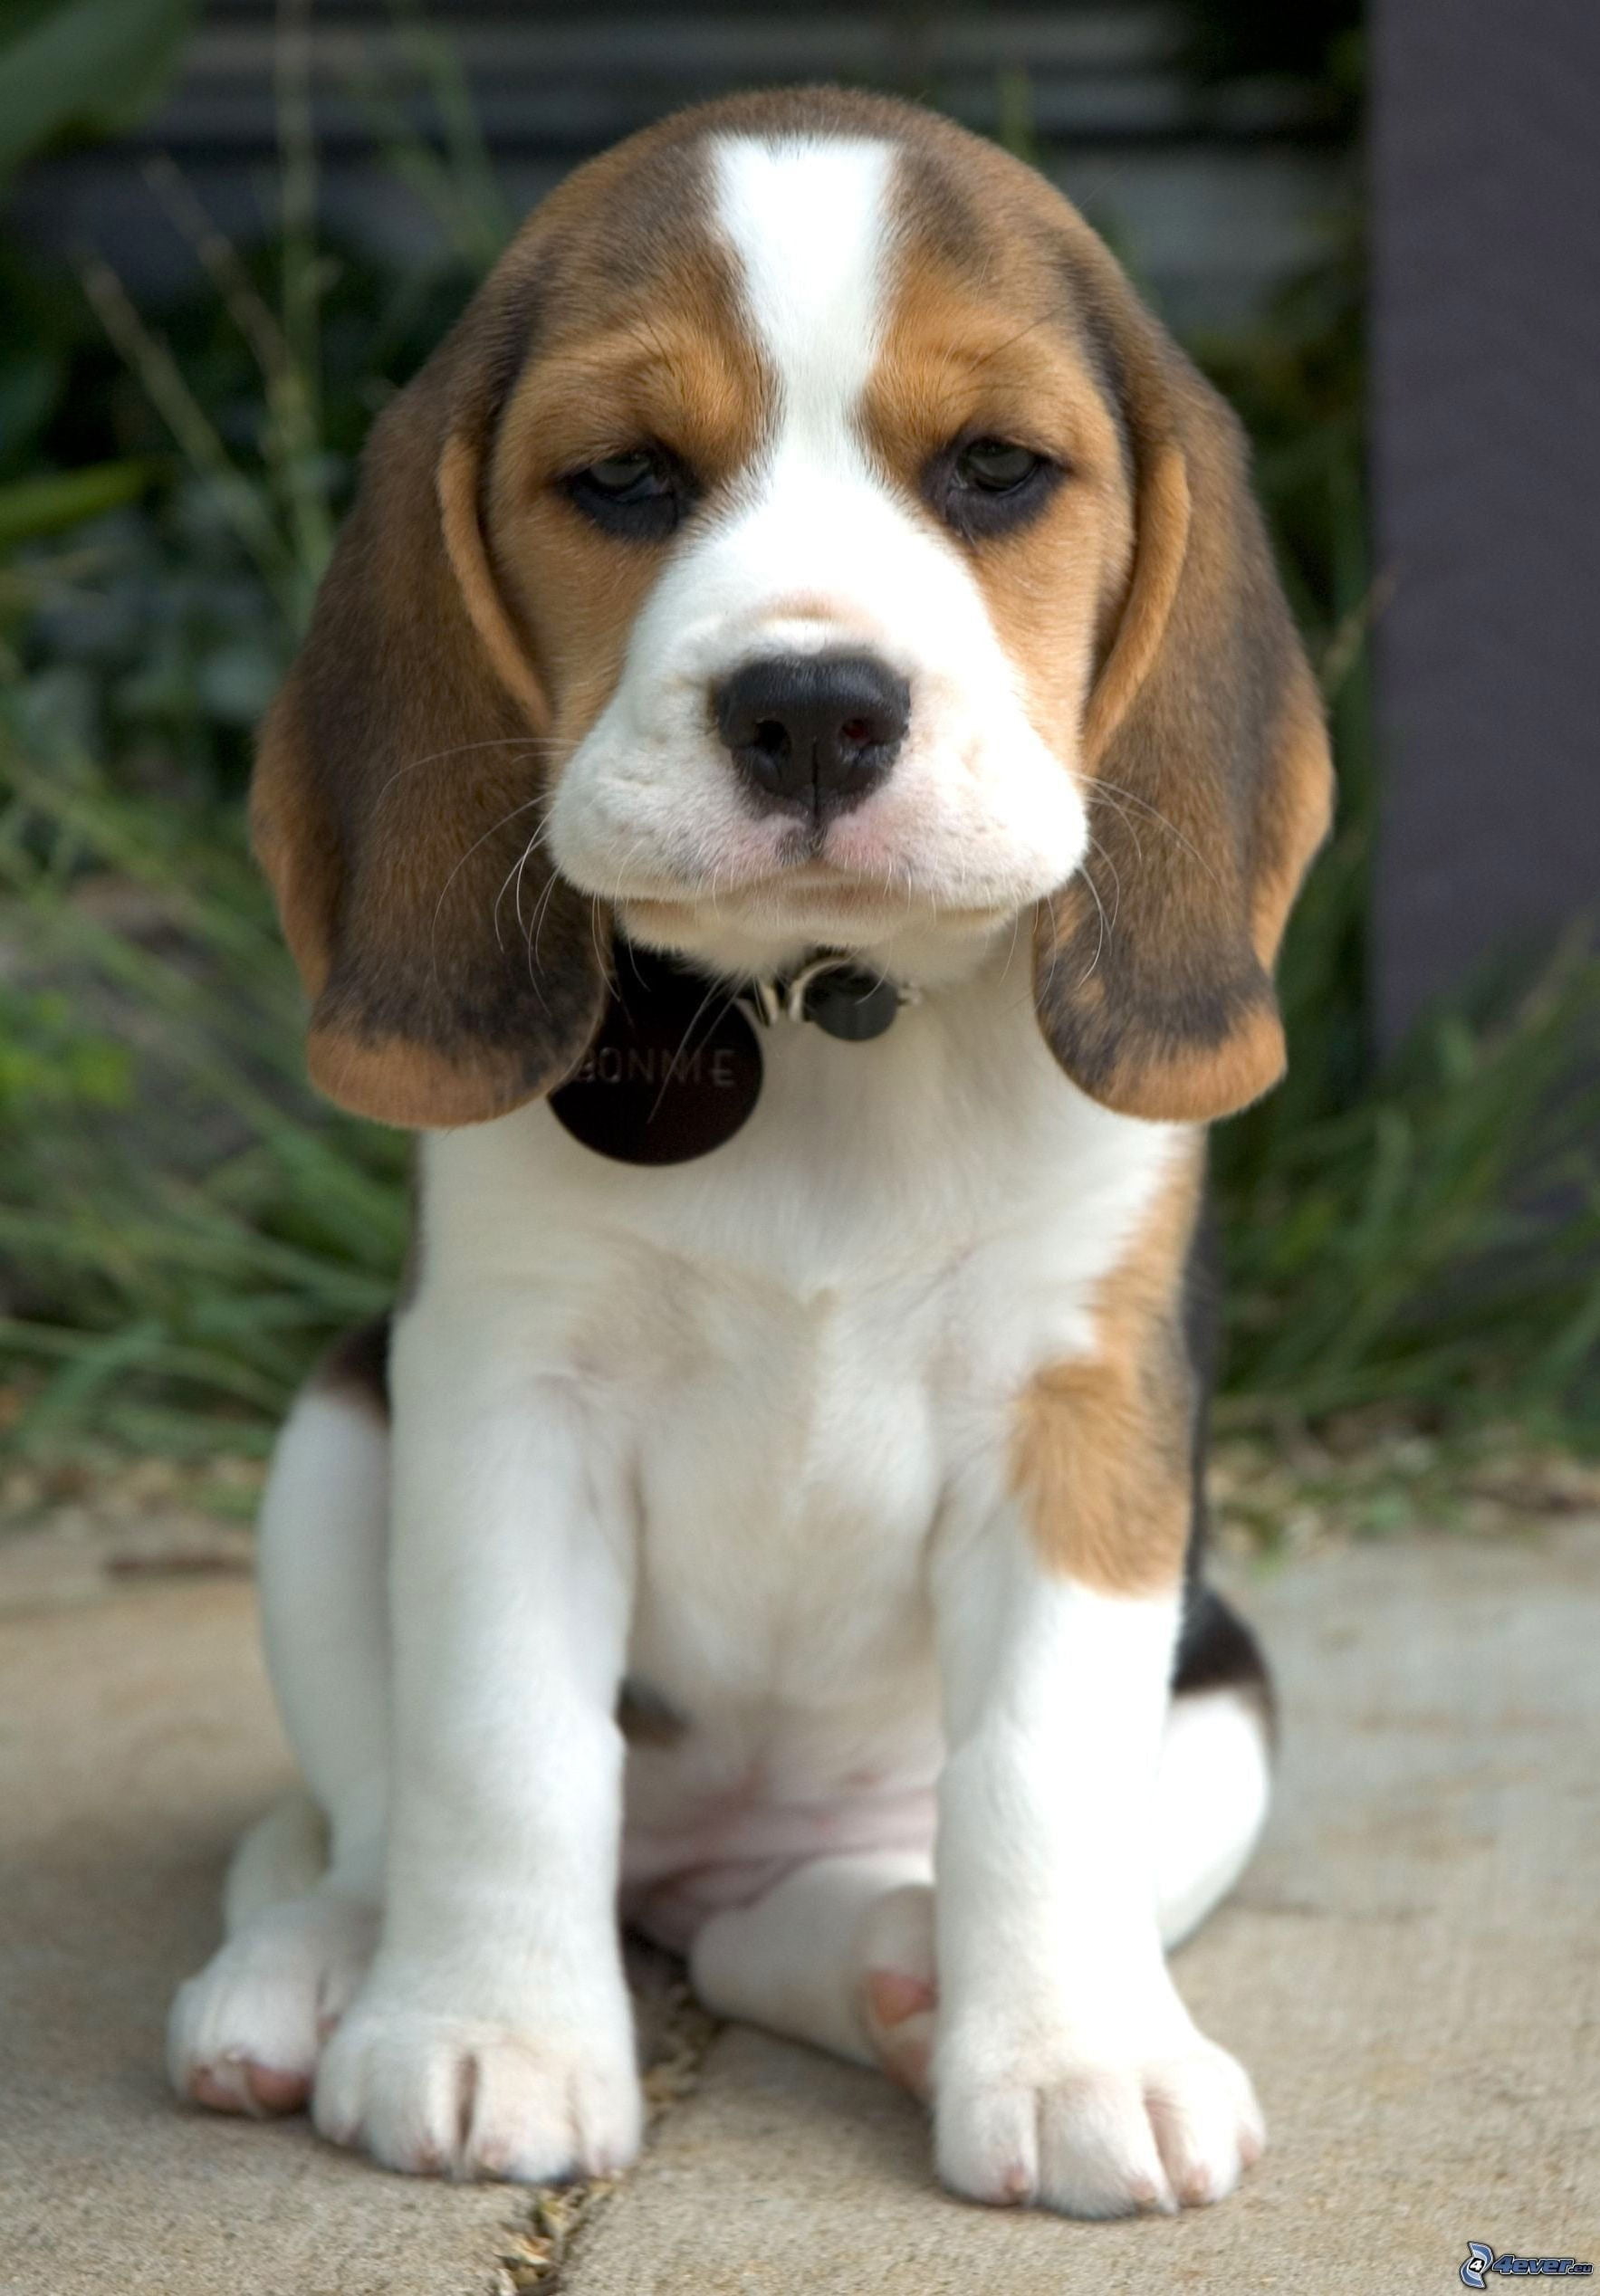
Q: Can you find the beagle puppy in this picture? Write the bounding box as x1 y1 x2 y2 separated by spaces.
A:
168 86 1331 2219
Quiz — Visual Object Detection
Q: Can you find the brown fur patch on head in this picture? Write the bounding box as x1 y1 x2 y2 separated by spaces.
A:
485 245 766 763
1011 1145 1203 1594
865 148 1135 753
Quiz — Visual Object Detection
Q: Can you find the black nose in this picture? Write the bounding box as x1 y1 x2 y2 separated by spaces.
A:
714 653 910 820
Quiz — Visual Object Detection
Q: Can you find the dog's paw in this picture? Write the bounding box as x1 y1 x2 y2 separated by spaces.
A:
934 2024 1264 2217
168 1893 378 2117
856 1881 938 2100
311 1994 644 2183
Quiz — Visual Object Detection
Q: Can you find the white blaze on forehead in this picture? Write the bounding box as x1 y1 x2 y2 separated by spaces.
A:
543 123 1090 946
710 134 896 445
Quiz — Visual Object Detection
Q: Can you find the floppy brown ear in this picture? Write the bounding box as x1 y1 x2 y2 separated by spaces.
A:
251 282 607 1129
1034 240 1334 1124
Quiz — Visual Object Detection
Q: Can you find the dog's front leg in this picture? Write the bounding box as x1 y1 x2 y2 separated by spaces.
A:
930 1507 1262 2217
313 1307 641 2184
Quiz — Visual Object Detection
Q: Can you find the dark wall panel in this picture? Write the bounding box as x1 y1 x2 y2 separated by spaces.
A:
1372 0 1600 1040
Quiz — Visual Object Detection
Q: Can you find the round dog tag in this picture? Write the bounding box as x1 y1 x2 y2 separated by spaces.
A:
550 949 762 1165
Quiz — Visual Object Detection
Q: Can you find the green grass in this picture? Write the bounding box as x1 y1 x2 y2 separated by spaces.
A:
1 38 1596 1464
1220 939 1600 1431
0 715 407 1452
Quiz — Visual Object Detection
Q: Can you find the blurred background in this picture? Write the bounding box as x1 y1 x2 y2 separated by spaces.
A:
1 0 1596 1545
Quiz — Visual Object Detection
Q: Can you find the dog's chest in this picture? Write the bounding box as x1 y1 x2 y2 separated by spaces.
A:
423 961 1182 1819
609 1164 991 1895
628 1245 948 1710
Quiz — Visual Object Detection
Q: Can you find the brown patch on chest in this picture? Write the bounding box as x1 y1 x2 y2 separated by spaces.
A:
1011 1144 1203 1594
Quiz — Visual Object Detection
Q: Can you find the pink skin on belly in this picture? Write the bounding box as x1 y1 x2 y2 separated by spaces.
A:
619 1775 938 1955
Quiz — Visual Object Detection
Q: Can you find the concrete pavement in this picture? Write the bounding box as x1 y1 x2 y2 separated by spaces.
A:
2 1518 1595 2294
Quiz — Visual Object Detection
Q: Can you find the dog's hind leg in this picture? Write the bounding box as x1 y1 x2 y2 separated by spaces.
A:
687 1602 1271 2106
688 1850 939 2097
169 1344 393 2117
223 1787 328 1929
1156 1584 1274 1949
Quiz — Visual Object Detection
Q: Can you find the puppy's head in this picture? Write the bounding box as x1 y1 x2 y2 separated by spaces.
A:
254 88 1331 1130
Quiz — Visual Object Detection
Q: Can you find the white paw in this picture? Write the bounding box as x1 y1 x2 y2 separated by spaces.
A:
168 1892 377 2116
311 1989 644 2183
935 2023 1264 2217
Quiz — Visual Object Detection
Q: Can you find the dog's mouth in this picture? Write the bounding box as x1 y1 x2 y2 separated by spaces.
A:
619 866 1011 943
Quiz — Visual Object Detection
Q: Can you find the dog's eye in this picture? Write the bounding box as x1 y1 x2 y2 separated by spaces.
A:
586 452 666 499
954 439 1040 493
927 435 1061 540
564 447 689 539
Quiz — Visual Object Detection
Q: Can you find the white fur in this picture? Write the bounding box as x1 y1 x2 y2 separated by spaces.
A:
1155 1689 1273 1949
927 1526 1260 2212
223 1790 325 1930
170 130 1270 2215
310 1339 644 2180
172 947 1267 2205
547 133 1090 980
